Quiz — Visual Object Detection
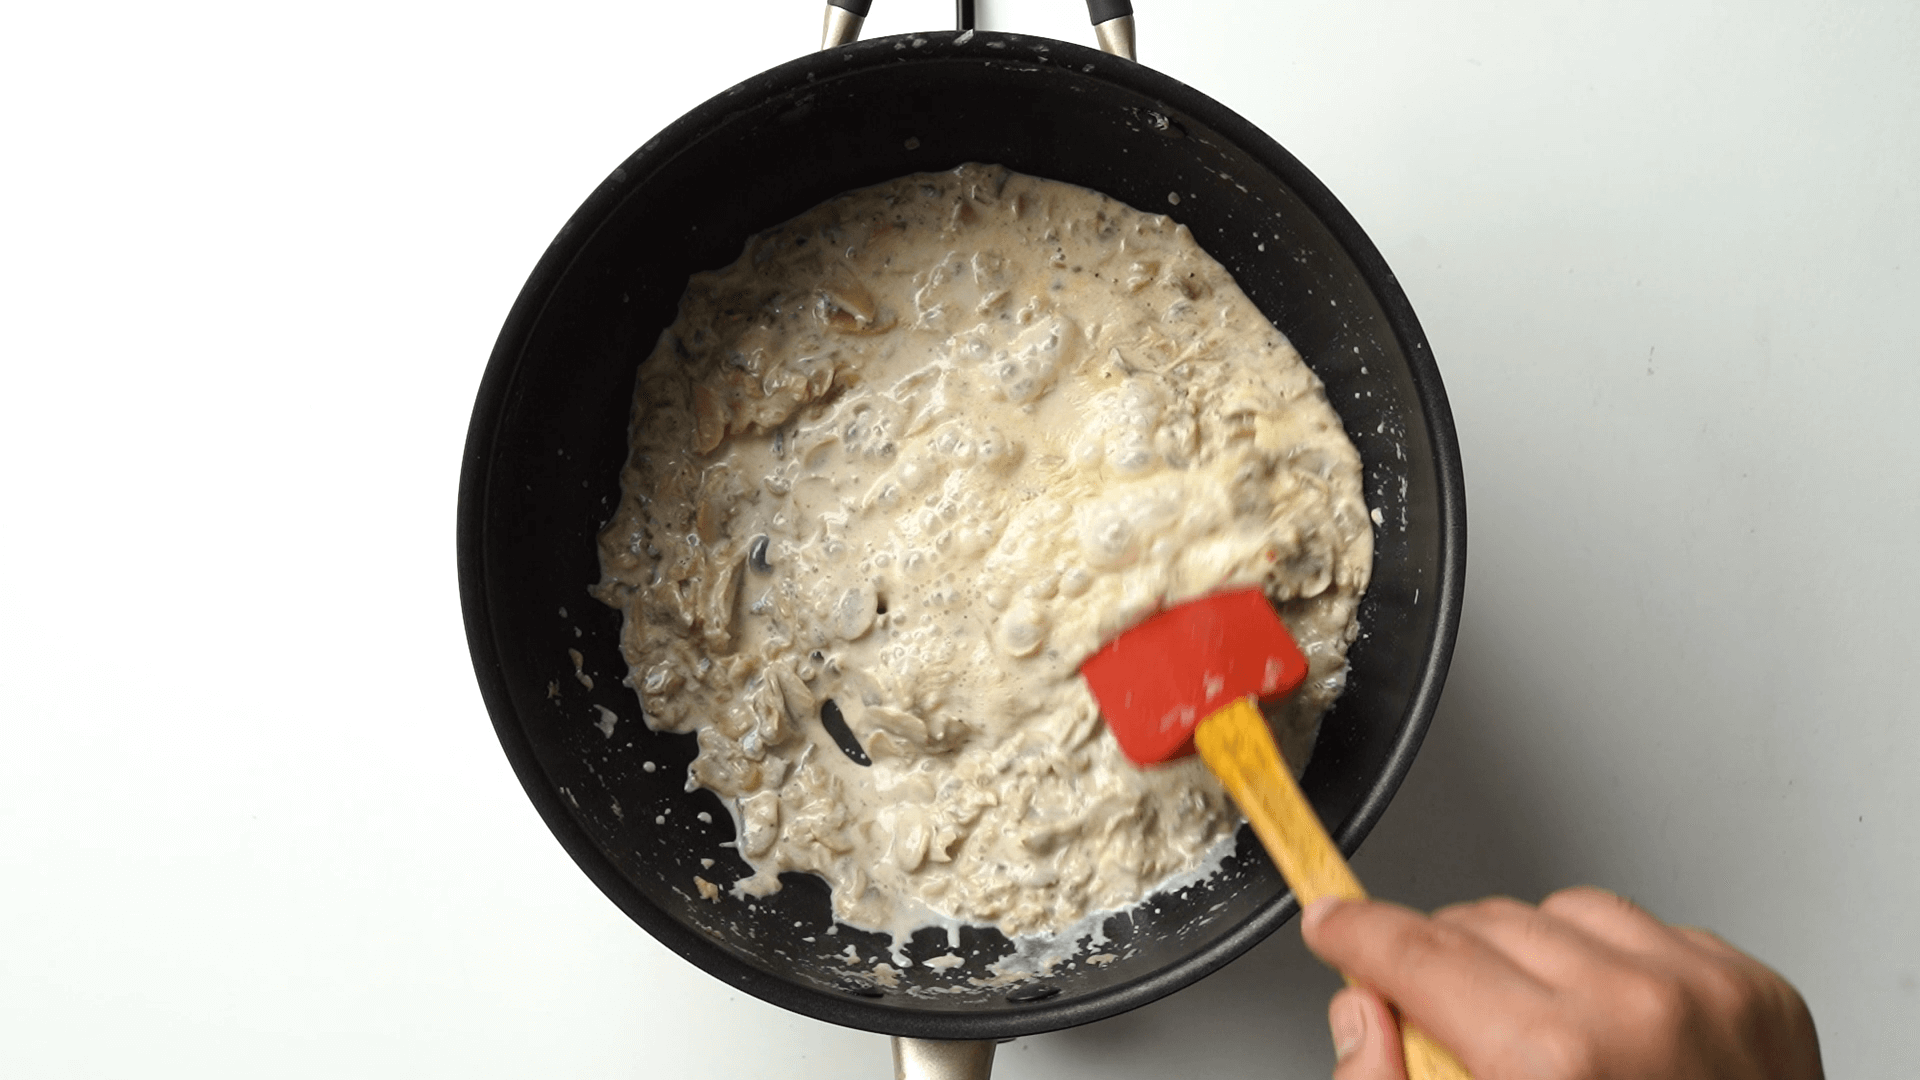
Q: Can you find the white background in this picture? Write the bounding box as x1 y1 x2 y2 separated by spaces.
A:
3 0 1915 1076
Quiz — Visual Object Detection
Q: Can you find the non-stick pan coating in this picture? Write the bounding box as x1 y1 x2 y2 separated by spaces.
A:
459 29 1465 1042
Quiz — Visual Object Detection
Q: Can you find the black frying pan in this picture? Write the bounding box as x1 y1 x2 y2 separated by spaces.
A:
458 5 1465 1076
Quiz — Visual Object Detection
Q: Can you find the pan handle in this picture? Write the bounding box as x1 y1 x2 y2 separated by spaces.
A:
821 0 1138 60
891 1038 996 1080
821 0 870 49
1087 0 1136 59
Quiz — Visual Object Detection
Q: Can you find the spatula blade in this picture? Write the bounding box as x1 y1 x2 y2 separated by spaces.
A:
1080 588 1310 766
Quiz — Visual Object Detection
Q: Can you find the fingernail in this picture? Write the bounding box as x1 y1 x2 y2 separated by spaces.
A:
1302 896 1342 935
1330 993 1367 1062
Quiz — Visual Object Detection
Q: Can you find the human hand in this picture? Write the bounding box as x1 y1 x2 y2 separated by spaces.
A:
1299 887 1823 1080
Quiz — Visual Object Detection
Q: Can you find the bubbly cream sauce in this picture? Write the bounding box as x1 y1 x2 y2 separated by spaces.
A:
593 164 1371 941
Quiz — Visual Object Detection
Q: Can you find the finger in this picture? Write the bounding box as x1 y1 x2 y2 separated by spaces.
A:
1671 923 1750 963
1538 886 1687 959
1302 897 1550 1059
1433 895 1638 988
1329 985 1407 1080
1670 924 1810 1020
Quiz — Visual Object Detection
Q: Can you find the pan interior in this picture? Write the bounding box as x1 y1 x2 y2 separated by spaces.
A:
463 30 1459 1041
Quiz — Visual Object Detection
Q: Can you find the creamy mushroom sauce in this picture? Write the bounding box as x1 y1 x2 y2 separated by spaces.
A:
593 164 1371 942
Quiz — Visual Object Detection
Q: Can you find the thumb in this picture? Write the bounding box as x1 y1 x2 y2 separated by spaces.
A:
1329 985 1408 1080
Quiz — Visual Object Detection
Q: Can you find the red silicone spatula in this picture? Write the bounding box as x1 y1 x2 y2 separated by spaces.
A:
1081 588 1470 1080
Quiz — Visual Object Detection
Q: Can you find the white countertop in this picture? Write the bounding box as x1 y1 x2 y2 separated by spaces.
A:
3 0 1914 1076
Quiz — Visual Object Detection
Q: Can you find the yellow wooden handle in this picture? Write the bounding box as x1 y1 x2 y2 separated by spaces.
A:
1193 697 1472 1080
